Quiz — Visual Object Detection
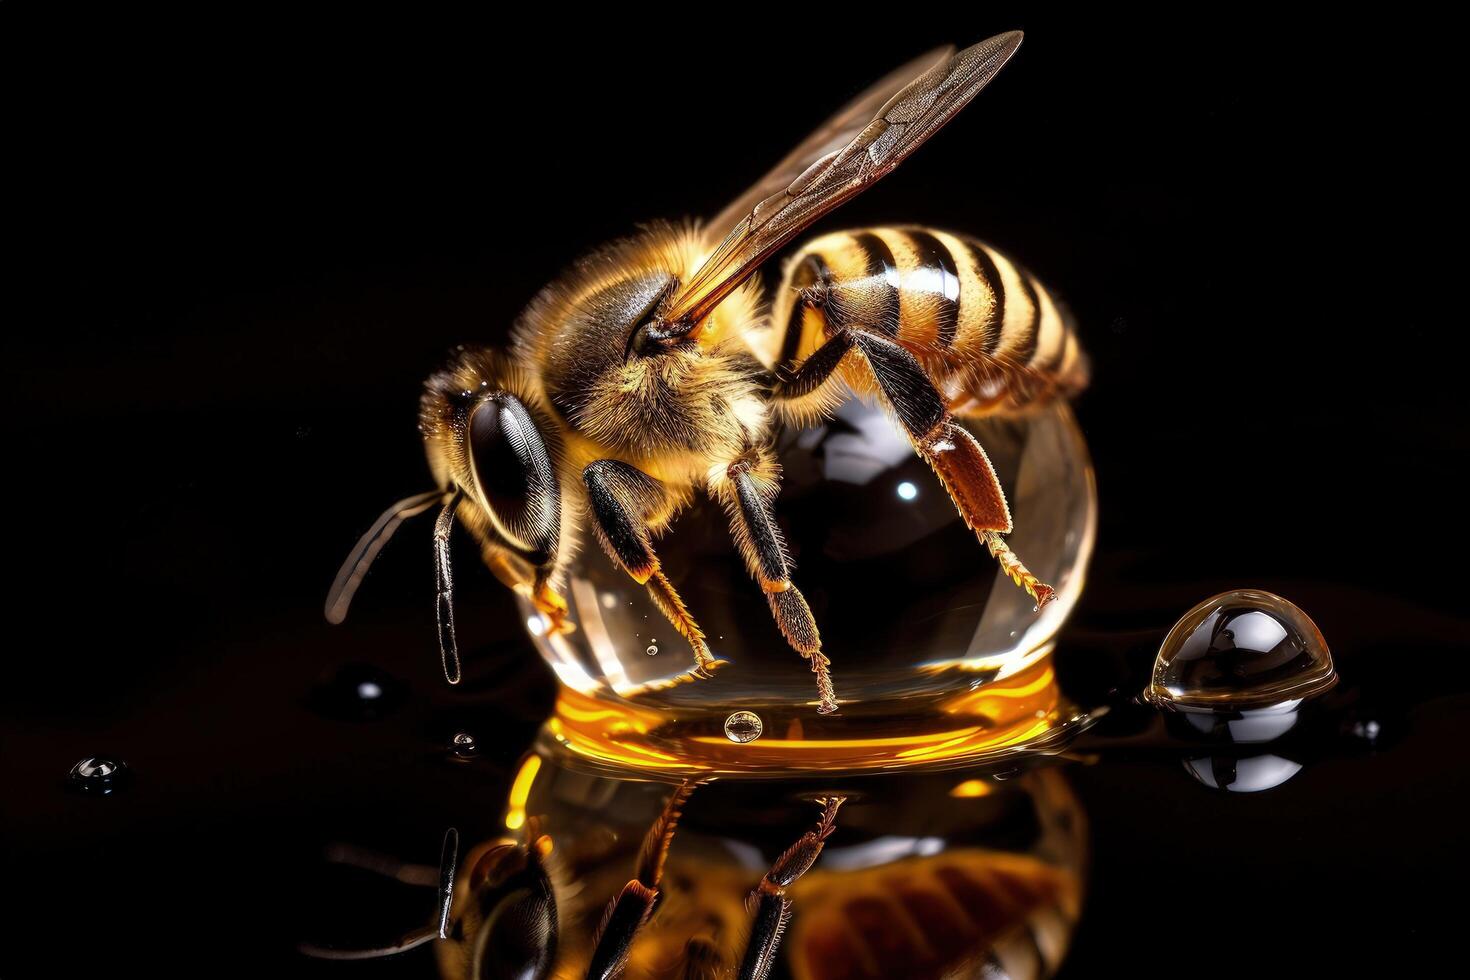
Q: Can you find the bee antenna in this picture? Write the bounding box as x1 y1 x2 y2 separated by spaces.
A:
298 826 459 961
325 490 446 624
297 929 439 961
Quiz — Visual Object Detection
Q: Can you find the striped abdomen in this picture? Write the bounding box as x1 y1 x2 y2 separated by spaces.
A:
768 227 1087 412
787 850 1081 980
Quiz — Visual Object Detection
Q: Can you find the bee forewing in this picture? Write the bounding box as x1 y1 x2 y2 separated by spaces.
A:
666 31 1023 327
702 45 956 243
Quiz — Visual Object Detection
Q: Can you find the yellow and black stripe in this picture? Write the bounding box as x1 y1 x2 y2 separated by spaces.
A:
770 227 1087 409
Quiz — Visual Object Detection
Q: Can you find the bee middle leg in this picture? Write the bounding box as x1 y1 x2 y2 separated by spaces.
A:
582 460 723 679
709 448 837 714
772 320 1056 607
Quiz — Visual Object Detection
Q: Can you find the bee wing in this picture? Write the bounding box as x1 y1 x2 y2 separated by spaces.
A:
664 31 1023 328
701 45 957 243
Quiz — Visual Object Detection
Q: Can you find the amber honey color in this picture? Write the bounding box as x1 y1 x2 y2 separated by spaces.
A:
536 649 1089 777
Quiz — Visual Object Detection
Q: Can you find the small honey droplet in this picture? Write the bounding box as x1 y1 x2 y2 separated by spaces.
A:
724 710 763 744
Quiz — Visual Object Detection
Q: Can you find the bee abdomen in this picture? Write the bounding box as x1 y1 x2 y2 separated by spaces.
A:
772 227 1087 410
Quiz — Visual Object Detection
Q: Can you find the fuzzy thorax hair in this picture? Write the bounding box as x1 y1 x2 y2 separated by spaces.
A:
511 223 769 472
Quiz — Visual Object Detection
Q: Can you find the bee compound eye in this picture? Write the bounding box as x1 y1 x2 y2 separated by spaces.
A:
469 397 528 517
467 394 559 564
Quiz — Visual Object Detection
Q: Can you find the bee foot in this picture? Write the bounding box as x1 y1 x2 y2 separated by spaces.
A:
691 656 732 680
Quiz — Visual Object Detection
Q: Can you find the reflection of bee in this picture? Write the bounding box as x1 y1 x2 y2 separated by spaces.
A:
326 31 1087 713
301 782 844 980
789 850 1080 980
299 826 563 975
302 770 1083 979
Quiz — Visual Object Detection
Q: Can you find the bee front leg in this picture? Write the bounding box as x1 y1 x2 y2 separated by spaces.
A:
582 460 724 679
710 450 837 714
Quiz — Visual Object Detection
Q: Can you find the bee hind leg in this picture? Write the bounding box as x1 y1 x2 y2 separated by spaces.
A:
772 324 1054 608
710 450 837 714
582 460 724 680
851 332 1055 607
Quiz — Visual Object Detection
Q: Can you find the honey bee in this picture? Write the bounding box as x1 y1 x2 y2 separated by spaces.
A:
326 31 1088 714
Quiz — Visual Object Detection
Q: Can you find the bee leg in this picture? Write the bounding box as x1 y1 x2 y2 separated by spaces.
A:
529 568 573 634
736 797 846 980
587 780 698 980
583 460 724 679
463 532 573 650
851 332 1056 606
774 324 1054 607
478 544 529 592
769 330 854 401
711 451 837 714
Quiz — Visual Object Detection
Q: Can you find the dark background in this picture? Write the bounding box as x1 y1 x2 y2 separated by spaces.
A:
3 9 1464 977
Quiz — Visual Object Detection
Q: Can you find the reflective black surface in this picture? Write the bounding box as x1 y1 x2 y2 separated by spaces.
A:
4 10 1462 977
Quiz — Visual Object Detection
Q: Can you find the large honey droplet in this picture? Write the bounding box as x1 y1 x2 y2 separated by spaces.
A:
1147 590 1336 713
